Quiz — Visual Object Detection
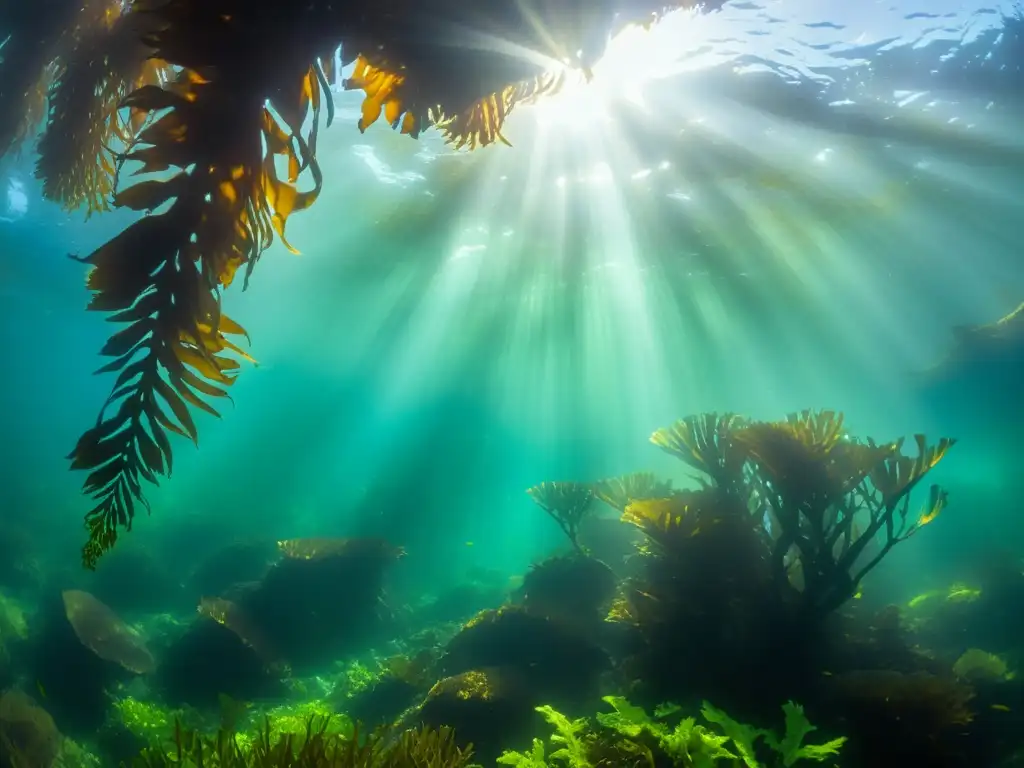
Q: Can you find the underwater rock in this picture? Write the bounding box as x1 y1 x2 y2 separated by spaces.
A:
414 668 538 763
234 537 403 673
156 601 287 708
822 604 946 678
515 553 617 634
441 606 610 704
826 669 977 768
25 592 137 735
330 648 439 729
184 539 277 602
925 303 1024 380
0 690 61 768
343 673 423 730
917 303 1024 445
62 590 155 674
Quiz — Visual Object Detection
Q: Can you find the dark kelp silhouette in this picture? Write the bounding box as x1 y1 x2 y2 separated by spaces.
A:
0 0 725 568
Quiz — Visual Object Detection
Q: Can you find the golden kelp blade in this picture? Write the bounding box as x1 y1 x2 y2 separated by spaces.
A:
343 55 565 149
70 62 327 568
436 72 566 150
35 2 171 216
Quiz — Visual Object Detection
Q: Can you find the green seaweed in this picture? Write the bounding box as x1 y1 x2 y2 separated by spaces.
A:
128 714 473 767
597 697 845 768
496 739 548 768
497 705 593 768
762 703 848 767
598 697 737 767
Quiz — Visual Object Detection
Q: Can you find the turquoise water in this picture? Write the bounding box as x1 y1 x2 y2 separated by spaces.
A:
2 0 1019 576
0 1 1022 765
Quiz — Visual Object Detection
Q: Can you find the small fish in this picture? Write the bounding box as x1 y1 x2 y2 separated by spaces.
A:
35 680 46 699
991 704 1011 712
465 541 474 547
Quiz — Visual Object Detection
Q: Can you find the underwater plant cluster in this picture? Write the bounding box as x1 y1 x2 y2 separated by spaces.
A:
1 409 1023 767
2 1 1024 766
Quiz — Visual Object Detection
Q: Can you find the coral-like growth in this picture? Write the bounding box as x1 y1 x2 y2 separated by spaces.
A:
526 483 597 553
642 409 955 615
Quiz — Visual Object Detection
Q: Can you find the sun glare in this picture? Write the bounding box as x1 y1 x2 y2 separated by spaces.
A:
299 5 1022 454
530 13 705 126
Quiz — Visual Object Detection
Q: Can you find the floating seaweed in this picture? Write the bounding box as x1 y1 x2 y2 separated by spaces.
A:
61 589 155 674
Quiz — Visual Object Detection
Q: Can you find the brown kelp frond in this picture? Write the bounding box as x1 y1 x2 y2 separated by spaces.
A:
36 6 171 216
732 412 899 514
0 40 61 158
622 495 699 547
0 0 123 158
650 412 748 489
527 481 597 553
69 62 326 569
641 410 956 614
433 72 566 150
343 55 566 150
594 472 675 513
342 56 428 139
337 0 729 152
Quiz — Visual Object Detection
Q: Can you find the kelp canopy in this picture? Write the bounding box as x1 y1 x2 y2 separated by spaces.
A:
0 0 725 567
